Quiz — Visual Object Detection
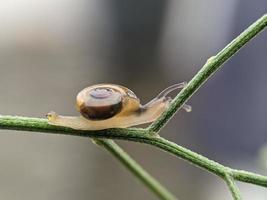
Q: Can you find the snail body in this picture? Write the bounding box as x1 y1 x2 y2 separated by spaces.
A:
47 83 191 130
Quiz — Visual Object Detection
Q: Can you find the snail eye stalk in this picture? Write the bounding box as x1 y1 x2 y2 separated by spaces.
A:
156 82 187 99
143 82 191 112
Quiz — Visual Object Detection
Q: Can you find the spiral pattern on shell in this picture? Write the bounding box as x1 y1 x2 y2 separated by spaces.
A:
76 86 123 120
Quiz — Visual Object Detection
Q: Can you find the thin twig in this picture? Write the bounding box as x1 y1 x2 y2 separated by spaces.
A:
0 115 267 189
224 173 242 200
94 139 177 200
0 115 177 199
148 14 267 132
232 169 267 187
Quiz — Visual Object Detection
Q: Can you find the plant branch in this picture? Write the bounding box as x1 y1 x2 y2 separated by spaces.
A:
224 173 242 200
94 139 177 200
232 169 267 187
148 14 267 132
0 115 267 189
0 115 177 199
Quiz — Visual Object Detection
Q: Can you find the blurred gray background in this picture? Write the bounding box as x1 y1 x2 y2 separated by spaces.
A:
0 0 267 199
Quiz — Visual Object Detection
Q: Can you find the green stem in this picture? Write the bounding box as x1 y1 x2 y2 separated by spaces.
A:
0 115 267 190
224 173 242 200
232 169 267 187
94 139 177 200
0 115 177 199
146 137 226 177
148 14 267 132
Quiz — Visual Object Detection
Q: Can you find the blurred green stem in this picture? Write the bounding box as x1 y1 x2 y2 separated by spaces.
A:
94 139 177 200
0 13 267 200
224 173 242 200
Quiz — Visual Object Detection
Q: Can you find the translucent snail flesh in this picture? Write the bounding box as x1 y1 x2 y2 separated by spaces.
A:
47 83 191 130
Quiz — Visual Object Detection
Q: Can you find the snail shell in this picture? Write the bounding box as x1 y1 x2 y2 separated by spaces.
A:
76 84 141 120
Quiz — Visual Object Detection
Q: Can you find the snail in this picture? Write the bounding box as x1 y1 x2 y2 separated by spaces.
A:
46 83 191 130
